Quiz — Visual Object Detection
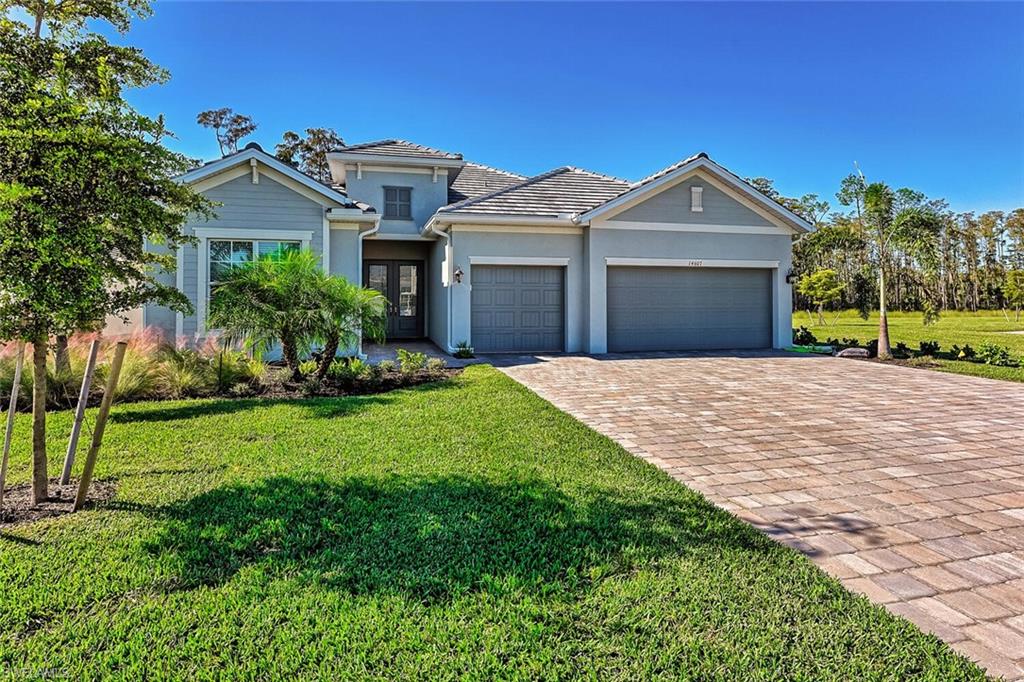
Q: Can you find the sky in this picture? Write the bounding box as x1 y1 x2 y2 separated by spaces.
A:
104 1 1023 214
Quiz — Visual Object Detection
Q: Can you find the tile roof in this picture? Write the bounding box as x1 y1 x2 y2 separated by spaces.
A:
447 162 527 204
440 167 631 217
335 139 463 160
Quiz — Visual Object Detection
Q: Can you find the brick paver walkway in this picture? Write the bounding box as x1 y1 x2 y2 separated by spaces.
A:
502 352 1024 679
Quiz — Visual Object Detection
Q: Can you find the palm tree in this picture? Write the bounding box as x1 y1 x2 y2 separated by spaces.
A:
314 279 387 381
208 249 388 381
843 175 942 359
208 249 326 381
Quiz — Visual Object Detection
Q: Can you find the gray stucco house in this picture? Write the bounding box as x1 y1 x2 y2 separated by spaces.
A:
137 139 813 354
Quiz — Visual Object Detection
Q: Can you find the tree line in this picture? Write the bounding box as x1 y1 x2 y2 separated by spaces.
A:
750 176 1024 317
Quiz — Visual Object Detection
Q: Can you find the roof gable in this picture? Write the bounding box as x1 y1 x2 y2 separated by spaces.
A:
177 144 355 209
581 154 814 233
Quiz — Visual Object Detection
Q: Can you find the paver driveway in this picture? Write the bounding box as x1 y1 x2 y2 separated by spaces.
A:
502 352 1024 680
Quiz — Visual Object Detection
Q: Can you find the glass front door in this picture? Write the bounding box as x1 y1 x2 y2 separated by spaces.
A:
363 260 424 339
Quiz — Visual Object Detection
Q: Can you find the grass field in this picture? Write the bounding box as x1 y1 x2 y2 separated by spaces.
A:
803 309 1024 383
0 367 982 680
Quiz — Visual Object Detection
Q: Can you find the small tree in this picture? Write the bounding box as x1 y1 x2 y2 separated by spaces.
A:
0 10 210 503
797 269 845 325
275 127 344 183
1005 270 1024 321
197 107 257 156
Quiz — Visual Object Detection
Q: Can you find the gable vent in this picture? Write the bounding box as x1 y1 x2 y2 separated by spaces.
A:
691 186 704 212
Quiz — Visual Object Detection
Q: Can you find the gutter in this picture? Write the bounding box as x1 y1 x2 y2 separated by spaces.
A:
427 221 456 353
355 215 383 359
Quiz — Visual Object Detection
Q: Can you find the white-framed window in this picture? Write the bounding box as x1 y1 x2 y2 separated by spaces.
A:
208 238 300 295
690 186 704 212
384 186 412 220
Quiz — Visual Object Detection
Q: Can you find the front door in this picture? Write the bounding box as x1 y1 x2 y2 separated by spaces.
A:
363 260 424 339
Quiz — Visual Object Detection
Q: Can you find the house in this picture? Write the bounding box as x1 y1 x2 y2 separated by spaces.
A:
137 140 813 354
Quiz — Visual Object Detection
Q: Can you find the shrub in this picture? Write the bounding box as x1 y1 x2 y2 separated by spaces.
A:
976 342 1019 367
396 349 427 375
792 327 817 346
918 340 940 356
426 357 447 372
950 344 976 361
298 359 318 379
893 342 911 359
453 340 474 359
866 339 878 357
377 360 396 373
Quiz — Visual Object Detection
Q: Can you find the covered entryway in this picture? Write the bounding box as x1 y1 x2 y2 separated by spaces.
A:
471 265 564 353
606 266 772 352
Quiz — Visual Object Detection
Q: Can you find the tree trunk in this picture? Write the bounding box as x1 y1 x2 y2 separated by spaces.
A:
54 335 71 376
316 332 339 382
31 336 48 504
816 303 824 326
877 268 892 360
281 333 301 382
33 5 44 38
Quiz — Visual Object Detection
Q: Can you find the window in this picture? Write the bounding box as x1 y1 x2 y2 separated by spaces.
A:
690 186 704 212
209 239 300 295
384 186 412 220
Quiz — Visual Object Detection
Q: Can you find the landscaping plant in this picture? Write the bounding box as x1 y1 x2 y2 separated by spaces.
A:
976 342 1019 367
0 5 211 502
796 268 845 325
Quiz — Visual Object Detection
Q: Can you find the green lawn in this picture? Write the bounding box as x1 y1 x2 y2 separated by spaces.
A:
803 309 1024 382
0 367 982 679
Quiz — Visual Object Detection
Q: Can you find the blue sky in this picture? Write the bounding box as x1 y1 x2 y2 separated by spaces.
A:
112 1 1022 214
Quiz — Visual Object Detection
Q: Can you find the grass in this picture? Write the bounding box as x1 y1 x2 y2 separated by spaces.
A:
0 367 983 680
802 309 1024 382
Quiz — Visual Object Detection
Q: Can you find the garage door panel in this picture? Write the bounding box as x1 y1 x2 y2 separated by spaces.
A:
472 265 564 353
607 267 771 352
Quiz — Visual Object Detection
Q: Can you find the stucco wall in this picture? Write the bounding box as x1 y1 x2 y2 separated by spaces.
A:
345 169 449 237
447 229 586 352
584 225 793 352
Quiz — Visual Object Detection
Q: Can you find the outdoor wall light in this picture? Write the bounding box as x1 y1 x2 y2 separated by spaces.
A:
785 270 797 284
453 266 464 284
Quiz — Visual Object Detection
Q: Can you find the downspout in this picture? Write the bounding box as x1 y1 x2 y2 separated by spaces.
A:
356 216 382 359
427 219 454 353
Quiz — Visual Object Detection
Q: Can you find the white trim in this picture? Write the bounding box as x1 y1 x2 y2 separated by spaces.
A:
593 220 794 235
190 165 250 194
326 208 378 222
178 147 350 207
469 256 570 266
328 152 464 169
193 227 313 241
451 224 584 235
578 157 813 232
604 257 779 269
365 233 432 241
423 212 576 234
250 159 259 184
175 245 184 340
322 215 330 271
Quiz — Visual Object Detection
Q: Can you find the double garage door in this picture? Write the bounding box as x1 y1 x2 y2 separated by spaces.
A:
470 264 772 353
607 266 772 352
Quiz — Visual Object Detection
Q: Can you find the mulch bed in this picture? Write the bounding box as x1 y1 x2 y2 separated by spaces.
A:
256 368 462 400
0 479 117 527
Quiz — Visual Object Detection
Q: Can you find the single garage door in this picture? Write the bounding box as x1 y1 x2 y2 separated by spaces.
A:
607 266 772 352
472 265 564 352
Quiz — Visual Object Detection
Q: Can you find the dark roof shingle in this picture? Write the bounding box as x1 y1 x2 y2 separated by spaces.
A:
336 139 463 160
447 162 526 204
441 167 630 217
